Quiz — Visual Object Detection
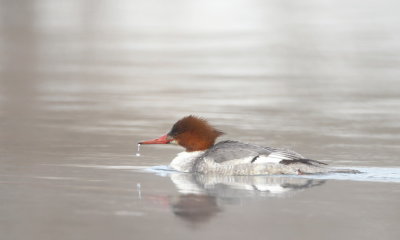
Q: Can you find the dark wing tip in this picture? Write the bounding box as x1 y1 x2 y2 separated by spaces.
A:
280 159 327 166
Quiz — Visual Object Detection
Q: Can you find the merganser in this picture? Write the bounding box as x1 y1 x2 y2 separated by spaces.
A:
139 115 358 175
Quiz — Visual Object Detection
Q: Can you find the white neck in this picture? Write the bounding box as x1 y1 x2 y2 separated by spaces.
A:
169 151 205 173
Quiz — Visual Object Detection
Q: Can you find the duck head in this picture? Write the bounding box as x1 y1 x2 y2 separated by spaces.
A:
139 115 224 152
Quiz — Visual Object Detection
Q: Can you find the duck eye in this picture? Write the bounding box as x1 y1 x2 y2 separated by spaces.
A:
168 127 182 137
167 130 176 137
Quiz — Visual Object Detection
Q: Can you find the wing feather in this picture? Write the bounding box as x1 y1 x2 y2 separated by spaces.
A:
200 140 326 166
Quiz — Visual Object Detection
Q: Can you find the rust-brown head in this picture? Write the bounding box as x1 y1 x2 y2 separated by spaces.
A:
139 115 224 152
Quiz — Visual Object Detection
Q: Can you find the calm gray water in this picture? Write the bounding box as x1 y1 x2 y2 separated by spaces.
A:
1 0 400 239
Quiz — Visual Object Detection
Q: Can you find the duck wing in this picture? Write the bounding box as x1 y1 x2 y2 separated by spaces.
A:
201 140 326 166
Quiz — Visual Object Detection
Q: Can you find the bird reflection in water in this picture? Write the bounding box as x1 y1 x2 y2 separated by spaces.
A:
148 172 326 225
171 194 220 225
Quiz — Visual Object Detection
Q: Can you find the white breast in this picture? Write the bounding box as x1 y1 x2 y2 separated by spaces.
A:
169 151 205 172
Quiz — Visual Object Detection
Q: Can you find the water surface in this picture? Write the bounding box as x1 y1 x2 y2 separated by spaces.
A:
1 0 400 239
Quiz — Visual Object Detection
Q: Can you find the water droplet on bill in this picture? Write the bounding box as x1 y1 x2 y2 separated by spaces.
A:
136 143 141 157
